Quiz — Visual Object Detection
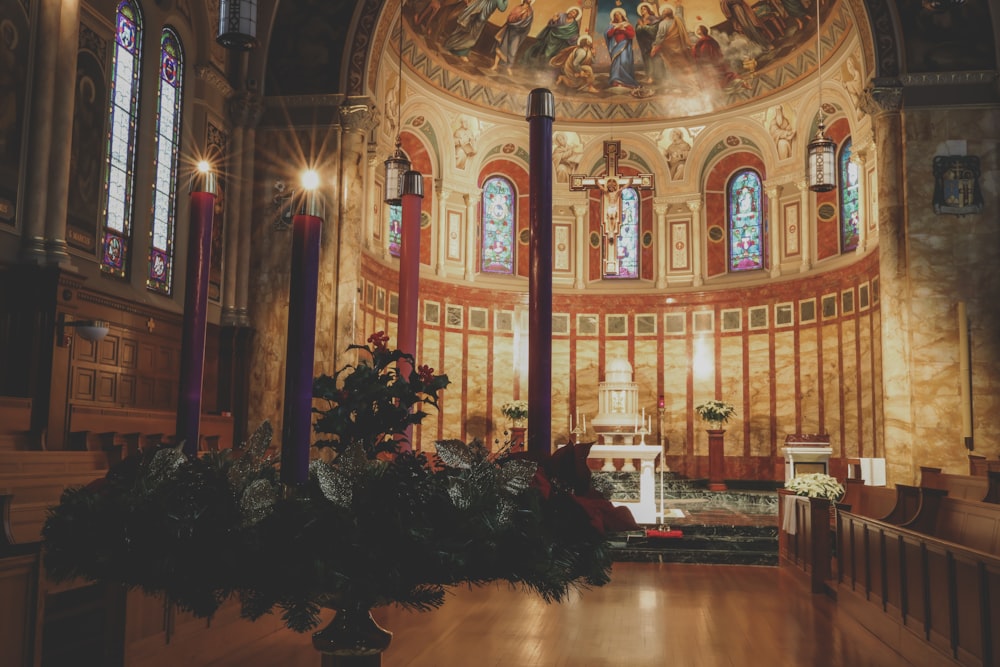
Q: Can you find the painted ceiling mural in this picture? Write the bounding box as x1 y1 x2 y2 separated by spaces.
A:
402 0 856 121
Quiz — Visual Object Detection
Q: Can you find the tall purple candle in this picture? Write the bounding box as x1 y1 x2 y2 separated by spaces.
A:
281 177 323 487
177 163 217 458
526 89 554 455
396 171 424 452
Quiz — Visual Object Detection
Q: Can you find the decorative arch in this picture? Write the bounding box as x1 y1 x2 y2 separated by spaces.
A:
703 150 767 278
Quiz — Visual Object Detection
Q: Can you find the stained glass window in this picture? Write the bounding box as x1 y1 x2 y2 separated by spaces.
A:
480 176 515 274
388 203 401 257
728 169 764 272
101 0 143 278
607 187 639 279
147 27 183 294
839 138 860 253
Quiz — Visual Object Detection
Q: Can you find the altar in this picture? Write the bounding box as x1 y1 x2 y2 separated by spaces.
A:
587 443 662 524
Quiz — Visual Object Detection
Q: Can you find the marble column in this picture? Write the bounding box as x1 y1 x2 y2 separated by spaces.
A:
435 182 451 277
866 81 912 485
20 0 61 263
852 144 871 253
236 121 259 327
688 199 703 286
765 184 782 278
571 203 587 289
797 180 812 272
43 0 80 267
221 103 245 326
334 103 377 369
654 201 668 288
364 150 379 251
463 190 479 282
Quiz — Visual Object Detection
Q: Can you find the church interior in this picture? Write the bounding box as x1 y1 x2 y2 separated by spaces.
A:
1 0 998 664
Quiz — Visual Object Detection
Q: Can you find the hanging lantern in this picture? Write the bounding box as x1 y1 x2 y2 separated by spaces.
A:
384 139 410 205
807 122 836 192
217 0 258 50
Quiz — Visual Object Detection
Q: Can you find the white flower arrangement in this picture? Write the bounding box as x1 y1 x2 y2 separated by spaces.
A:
694 399 736 427
785 473 845 501
501 400 528 422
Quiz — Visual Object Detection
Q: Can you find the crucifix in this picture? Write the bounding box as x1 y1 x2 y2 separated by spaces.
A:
570 140 655 276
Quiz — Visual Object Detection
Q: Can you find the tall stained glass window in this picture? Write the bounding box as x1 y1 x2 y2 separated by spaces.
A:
607 187 639 278
101 0 143 278
388 203 401 257
839 138 860 253
148 28 183 294
480 176 515 274
728 169 764 272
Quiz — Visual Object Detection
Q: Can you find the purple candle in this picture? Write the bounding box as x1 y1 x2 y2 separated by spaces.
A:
281 172 323 487
526 89 554 455
177 162 217 458
396 171 424 452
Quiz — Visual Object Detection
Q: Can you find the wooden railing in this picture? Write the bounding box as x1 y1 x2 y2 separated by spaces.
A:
68 404 234 458
777 490 834 593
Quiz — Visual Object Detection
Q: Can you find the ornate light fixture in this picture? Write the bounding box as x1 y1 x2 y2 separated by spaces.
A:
807 0 835 192
384 14 410 205
217 0 259 50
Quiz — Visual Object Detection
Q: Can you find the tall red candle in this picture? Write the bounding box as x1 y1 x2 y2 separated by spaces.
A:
177 164 217 458
396 171 424 452
526 89 554 455
281 178 323 487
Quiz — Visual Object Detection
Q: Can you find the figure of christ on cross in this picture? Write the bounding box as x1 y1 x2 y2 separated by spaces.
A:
570 140 655 276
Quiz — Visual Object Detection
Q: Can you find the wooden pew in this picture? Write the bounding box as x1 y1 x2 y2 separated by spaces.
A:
0 397 35 450
68 404 234 454
777 490 833 594
920 465 989 501
0 495 42 667
969 454 1000 476
838 490 1000 667
839 478 897 519
0 451 110 543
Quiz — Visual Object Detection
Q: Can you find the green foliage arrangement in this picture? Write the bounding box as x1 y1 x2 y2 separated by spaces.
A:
43 334 636 633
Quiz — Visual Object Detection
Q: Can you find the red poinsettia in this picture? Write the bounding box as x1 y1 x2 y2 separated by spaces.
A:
513 441 638 535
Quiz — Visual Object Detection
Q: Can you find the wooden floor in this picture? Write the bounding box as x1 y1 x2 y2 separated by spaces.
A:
149 563 912 667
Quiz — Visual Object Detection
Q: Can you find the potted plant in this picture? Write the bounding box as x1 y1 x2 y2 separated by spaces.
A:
694 399 736 430
501 399 529 427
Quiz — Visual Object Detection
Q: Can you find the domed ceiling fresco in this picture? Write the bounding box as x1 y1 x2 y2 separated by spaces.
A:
401 0 856 121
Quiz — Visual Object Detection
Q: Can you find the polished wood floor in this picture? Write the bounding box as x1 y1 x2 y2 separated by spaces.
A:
148 563 911 667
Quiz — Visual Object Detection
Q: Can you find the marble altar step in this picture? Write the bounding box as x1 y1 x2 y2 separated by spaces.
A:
597 471 779 566
608 525 779 566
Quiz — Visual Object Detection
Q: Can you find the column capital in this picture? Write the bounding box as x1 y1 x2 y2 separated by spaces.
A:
686 199 702 213
765 184 782 200
463 189 482 206
862 79 903 116
339 103 378 135
796 179 810 193
653 203 669 217
229 91 264 128
571 203 588 218
435 179 452 199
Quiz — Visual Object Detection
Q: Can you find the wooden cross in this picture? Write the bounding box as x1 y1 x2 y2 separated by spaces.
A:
569 140 655 276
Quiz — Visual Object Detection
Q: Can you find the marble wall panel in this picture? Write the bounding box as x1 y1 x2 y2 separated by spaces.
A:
573 338 600 434
842 319 859 459
774 330 797 443
746 333 772 458
858 313 874 458
662 338 689 457
798 328 820 435
491 333 516 443
720 336 744 457
465 333 489 443
633 336 660 417
821 323 841 457
552 338 572 443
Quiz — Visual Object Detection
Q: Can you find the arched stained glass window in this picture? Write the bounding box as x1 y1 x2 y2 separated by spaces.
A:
147 27 183 294
101 0 143 278
728 169 764 272
607 187 639 279
388 203 401 257
839 138 860 253
480 176 515 274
